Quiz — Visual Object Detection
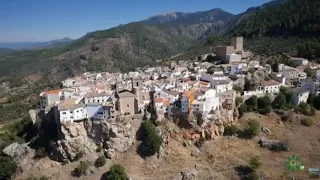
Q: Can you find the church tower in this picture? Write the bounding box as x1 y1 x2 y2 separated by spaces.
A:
131 78 143 106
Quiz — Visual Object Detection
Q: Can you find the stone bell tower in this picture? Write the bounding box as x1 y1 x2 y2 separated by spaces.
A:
131 78 143 106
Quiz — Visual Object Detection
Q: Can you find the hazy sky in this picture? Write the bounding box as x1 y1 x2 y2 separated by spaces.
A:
0 0 270 42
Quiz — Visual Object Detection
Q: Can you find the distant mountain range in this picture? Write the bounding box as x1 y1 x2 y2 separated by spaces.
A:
0 37 73 50
2 0 317 82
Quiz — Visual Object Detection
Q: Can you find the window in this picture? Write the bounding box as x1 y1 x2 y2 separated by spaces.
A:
77 110 79 113
62 112 66 114
127 104 130 107
136 82 139 87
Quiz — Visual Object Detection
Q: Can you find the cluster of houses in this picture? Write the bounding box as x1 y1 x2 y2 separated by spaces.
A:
38 37 320 124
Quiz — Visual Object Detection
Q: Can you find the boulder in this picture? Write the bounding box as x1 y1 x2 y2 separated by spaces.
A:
261 127 272 135
259 139 289 152
3 142 35 173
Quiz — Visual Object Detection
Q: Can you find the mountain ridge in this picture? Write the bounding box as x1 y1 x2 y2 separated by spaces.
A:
0 37 73 50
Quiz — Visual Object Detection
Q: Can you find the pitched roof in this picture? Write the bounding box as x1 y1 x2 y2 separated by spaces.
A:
261 80 280 87
118 90 135 98
155 98 163 103
44 89 61 95
293 87 309 94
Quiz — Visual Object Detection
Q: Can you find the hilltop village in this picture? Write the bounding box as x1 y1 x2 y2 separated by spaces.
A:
5 36 320 179
38 37 315 125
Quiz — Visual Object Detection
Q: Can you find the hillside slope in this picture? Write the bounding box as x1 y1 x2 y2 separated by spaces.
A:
0 8 236 79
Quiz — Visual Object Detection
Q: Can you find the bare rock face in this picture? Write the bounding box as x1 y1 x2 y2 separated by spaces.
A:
213 107 237 124
3 142 35 173
86 117 141 159
49 122 97 162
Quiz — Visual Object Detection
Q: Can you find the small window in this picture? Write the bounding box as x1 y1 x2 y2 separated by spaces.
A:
62 112 66 114
77 110 79 113
127 104 130 107
136 82 139 86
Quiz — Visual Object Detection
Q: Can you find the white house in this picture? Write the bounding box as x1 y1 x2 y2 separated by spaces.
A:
84 92 111 104
191 89 219 116
40 90 64 110
290 57 308 66
210 79 233 93
62 78 75 87
226 53 241 64
299 78 320 95
58 98 87 123
231 62 247 75
259 80 281 94
291 87 310 106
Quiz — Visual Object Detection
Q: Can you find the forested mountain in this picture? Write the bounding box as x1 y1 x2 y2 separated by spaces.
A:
233 0 320 37
173 0 320 61
1 0 320 83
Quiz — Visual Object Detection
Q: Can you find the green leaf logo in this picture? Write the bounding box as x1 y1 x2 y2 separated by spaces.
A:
285 154 301 172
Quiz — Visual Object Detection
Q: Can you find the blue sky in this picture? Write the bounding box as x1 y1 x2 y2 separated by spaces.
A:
0 0 270 42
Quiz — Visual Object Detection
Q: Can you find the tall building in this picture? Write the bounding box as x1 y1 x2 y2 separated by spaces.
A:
131 78 144 107
231 37 243 52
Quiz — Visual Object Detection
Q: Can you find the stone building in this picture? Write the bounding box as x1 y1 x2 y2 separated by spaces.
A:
231 37 243 52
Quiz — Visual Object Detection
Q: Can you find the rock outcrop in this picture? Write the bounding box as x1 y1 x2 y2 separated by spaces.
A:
85 117 141 159
49 122 97 162
3 142 35 173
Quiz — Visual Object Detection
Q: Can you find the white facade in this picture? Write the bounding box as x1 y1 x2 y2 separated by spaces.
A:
259 80 281 94
291 88 310 106
290 57 308 66
226 53 241 64
60 106 87 124
62 78 75 87
211 80 233 93
84 93 111 104
231 63 247 75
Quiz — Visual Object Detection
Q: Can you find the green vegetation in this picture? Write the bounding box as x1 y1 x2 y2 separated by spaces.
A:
102 164 128 180
249 156 262 170
0 156 17 180
34 147 47 159
235 97 243 107
244 119 260 138
224 125 240 136
73 161 90 177
234 0 320 38
142 120 163 156
257 95 272 115
295 102 315 116
301 118 314 127
95 156 107 168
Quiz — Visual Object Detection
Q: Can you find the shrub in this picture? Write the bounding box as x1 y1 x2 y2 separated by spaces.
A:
102 164 128 180
235 96 243 107
249 156 262 170
26 176 49 180
34 147 47 159
244 119 260 138
96 146 103 152
224 125 240 136
73 161 90 177
0 156 17 180
301 118 313 126
95 156 106 168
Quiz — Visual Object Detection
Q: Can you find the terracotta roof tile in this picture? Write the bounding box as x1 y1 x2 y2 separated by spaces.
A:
44 89 61 95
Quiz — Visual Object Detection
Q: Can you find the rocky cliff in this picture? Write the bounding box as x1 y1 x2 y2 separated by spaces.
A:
85 117 142 159
49 122 97 162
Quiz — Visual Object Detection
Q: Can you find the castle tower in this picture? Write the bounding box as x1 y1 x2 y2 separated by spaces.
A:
131 78 143 106
231 37 243 52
